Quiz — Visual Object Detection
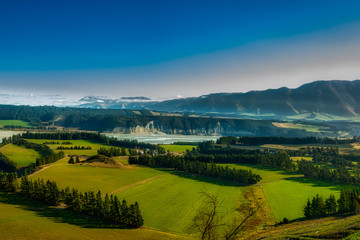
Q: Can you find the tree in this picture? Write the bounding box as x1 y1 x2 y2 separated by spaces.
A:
223 201 262 240
303 198 312 218
68 156 75 164
325 194 337 214
190 192 261 240
75 156 80 163
189 192 223 240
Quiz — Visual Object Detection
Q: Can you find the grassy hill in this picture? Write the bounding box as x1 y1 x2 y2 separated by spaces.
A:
0 143 39 167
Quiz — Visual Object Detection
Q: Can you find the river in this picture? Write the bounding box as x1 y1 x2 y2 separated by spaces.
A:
104 133 220 144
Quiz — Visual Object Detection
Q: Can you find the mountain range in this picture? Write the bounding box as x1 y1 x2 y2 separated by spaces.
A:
77 80 360 121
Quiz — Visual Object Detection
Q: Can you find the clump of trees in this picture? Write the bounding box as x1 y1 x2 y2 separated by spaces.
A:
57 146 92 150
97 147 126 157
303 189 359 219
298 160 358 185
129 155 262 184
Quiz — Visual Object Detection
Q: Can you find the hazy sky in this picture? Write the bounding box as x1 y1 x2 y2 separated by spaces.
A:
1 0 360 100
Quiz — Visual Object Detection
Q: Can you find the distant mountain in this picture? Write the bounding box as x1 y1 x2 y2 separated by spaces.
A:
76 80 360 120
149 80 360 116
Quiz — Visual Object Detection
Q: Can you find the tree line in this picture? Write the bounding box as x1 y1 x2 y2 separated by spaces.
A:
129 154 262 184
57 146 92 150
0 152 17 172
303 189 359 219
0 173 144 228
218 136 360 146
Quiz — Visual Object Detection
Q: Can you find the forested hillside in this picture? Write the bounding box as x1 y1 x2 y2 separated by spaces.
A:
2 104 360 137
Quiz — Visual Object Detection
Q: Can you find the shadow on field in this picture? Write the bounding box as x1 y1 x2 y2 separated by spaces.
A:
286 177 345 191
0 192 125 229
232 163 302 176
154 168 245 187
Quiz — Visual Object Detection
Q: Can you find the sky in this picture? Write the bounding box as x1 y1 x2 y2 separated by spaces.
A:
1 0 360 103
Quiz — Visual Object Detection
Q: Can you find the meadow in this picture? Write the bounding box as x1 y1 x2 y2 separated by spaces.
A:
115 172 244 233
160 144 195 153
0 120 32 128
26 139 117 156
0 143 39 167
31 157 245 234
31 158 163 194
262 178 342 221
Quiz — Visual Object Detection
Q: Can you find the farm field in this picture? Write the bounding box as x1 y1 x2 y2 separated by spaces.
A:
30 158 164 194
0 120 32 128
272 122 330 133
26 139 117 156
0 192 185 240
30 157 245 235
0 143 39 167
115 172 244 234
160 144 195 153
262 178 342 221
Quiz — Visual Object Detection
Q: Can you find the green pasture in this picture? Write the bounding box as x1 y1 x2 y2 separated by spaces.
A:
30 158 163 194
30 158 245 234
262 178 342 221
0 192 184 240
26 139 118 156
160 144 195 153
0 120 32 128
0 144 39 167
115 172 244 234
291 156 313 161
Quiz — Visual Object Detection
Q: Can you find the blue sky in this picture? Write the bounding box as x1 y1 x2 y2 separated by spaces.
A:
1 0 360 99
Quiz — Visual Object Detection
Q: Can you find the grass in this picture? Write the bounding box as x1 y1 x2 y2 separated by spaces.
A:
30 158 164 194
0 120 32 128
0 144 40 167
30 158 245 234
272 122 330 133
0 192 185 240
160 144 195 153
253 214 360 239
26 139 118 156
291 156 313 161
115 172 244 234
262 178 342 221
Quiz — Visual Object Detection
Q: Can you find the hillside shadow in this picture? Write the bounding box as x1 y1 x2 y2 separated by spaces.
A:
232 163 302 176
0 192 127 229
286 177 347 192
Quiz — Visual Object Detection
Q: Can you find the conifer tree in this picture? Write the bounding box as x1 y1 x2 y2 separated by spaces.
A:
68 156 75 164
325 194 337 214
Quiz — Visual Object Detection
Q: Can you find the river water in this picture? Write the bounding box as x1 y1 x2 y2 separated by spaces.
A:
0 130 219 144
0 130 24 142
104 133 220 144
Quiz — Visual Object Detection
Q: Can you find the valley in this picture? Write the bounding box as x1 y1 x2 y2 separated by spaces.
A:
1 132 360 239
